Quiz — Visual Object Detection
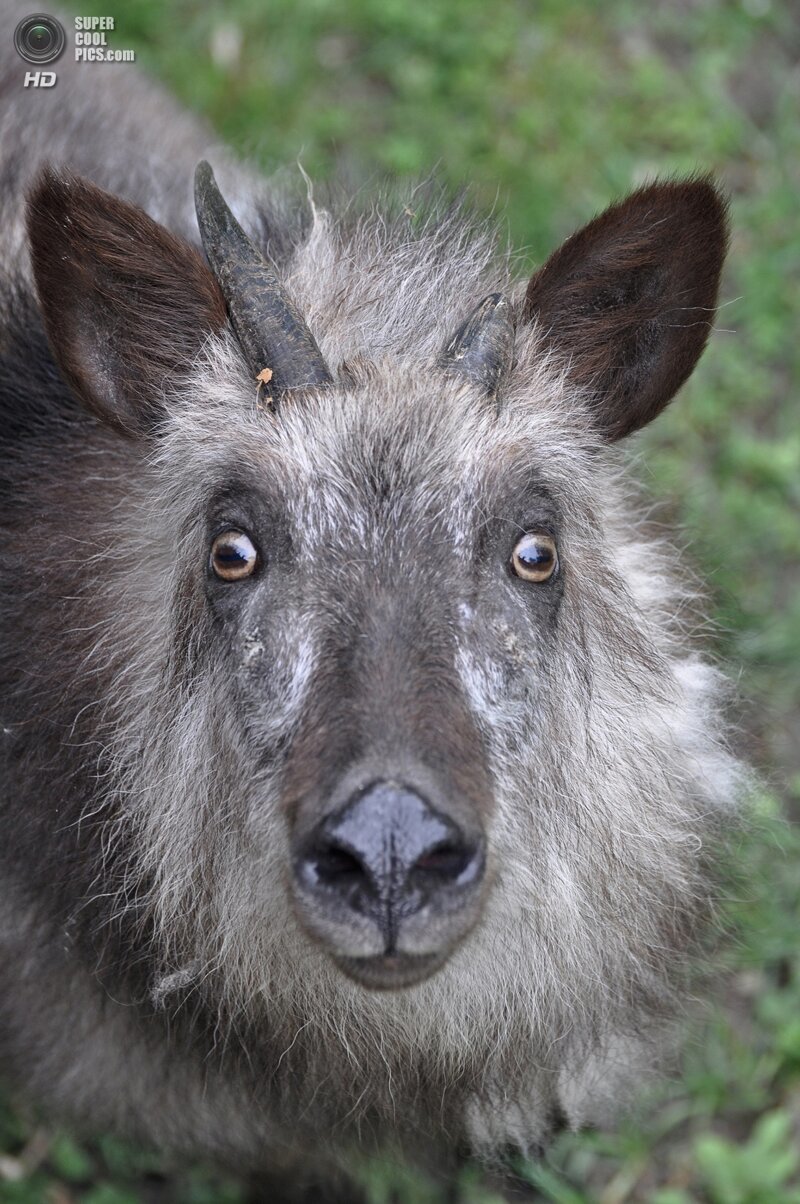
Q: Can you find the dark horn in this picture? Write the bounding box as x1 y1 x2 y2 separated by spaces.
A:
443 292 515 400
194 160 332 396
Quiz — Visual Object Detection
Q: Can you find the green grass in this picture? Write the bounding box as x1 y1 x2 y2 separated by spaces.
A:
2 0 799 1199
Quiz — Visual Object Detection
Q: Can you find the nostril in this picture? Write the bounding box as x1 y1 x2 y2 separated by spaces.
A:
412 838 484 887
413 842 471 877
312 842 368 887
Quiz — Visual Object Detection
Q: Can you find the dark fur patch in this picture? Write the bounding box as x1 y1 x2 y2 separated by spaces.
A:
523 178 729 440
0 279 86 495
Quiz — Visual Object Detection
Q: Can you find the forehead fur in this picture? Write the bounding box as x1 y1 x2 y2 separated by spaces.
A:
163 336 602 522
159 196 605 515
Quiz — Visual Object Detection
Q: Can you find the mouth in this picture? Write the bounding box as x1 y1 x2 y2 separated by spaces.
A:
335 950 447 990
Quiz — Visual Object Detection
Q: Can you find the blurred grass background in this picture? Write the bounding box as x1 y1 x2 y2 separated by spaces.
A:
1 0 799 1200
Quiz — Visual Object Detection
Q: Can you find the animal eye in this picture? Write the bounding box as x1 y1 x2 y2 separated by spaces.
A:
511 532 558 582
210 530 259 581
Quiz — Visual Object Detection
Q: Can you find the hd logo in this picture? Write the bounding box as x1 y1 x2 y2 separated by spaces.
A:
14 14 65 86
24 70 57 87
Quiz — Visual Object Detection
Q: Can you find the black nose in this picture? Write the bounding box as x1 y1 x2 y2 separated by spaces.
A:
296 782 485 946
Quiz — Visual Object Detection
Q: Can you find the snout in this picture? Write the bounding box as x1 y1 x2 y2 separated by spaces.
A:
292 781 486 988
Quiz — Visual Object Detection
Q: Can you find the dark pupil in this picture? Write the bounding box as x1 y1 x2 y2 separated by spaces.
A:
216 537 250 568
519 538 552 567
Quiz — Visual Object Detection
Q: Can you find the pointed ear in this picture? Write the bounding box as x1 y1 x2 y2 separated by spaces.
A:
26 168 227 437
524 178 729 441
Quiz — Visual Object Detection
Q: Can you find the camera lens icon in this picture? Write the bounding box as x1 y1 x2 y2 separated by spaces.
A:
14 14 66 64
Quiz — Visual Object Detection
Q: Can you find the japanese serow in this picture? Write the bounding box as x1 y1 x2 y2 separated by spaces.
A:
0 40 746 1203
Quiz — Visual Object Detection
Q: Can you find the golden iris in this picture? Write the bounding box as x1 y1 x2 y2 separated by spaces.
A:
511 533 558 582
210 531 259 581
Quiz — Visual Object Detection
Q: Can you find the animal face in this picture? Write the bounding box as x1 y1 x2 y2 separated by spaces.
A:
24 164 741 1037
178 375 573 988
